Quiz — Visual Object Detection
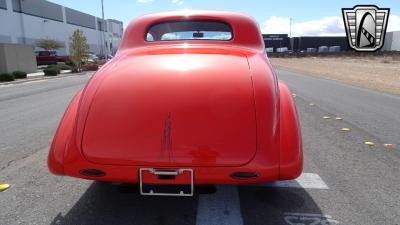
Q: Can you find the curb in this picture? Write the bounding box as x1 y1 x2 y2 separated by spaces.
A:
0 71 93 86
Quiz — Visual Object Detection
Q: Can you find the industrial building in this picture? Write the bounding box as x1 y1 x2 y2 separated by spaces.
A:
262 34 290 51
0 0 123 56
291 36 348 52
381 31 400 51
263 34 348 52
263 31 400 52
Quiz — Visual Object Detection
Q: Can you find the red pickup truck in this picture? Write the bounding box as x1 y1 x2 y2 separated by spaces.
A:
35 51 71 65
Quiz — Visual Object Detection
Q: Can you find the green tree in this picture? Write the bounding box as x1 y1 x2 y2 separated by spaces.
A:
69 29 89 72
36 39 64 51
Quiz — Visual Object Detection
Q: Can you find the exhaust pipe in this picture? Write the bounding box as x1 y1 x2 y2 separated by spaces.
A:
230 171 259 179
79 169 106 177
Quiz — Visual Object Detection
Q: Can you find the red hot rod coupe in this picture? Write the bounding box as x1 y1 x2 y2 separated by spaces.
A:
48 10 302 196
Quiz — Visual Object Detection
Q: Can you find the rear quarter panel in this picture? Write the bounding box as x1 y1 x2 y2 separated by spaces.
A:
278 81 303 179
246 53 281 178
48 89 83 175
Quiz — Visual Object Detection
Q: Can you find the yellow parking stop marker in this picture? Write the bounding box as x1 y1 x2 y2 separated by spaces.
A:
340 128 351 132
383 144 395 149
323 116 331 119
335 117 343 120
0 183 10 192
364 141 375 146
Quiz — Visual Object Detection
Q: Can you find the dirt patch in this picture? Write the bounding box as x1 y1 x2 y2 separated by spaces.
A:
270 57 400 95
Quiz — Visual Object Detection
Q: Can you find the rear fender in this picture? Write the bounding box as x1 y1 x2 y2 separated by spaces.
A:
48 89 83 175
278 81 303 180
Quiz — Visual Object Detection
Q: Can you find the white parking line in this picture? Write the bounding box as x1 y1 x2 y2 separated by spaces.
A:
0 80 47 88
195 173 329 225
259 173 329 189
196 185 243 225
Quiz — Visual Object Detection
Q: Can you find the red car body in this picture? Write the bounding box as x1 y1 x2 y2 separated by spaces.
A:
48 10 302 194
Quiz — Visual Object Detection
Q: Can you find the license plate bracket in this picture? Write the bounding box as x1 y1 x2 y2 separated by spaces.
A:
139 168 194 196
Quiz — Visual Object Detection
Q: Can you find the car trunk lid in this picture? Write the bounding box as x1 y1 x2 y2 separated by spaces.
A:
81 52 257 167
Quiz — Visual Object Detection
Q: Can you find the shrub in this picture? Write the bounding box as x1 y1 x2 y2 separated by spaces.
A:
43 68 58 76
47 63 72 71
0 73 15 82
97 59 106 65
46 65 61 74
46 64 57 68
82 64 99 71
12 71 27 79
57 64 72 70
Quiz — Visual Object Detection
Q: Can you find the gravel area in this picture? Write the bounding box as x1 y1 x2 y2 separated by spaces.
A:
270 56 400 95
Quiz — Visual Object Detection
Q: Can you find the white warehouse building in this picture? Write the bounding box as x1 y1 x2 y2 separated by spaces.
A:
0 0 123 56
382 31 400 51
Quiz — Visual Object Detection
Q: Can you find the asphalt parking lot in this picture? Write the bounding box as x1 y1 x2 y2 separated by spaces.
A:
0 70 399 225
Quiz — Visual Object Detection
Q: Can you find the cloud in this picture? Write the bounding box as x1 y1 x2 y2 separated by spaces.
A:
161 33 181 40
262 14 400 36
171 0 184 5
137 0 183 5
136 0 154 3
387 15 400 32
208 33 232 40
261 16 345 36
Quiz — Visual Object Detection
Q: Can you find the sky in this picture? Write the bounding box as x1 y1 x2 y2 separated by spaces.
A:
50 0 400 36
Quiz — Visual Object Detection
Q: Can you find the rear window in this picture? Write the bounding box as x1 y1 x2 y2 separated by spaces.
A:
146 20 233 42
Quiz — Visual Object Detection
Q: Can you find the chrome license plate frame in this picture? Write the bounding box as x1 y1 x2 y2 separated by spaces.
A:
139 168 194 196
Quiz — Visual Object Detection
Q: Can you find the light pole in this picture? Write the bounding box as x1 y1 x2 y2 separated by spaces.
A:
19 0 26 44
101 0 108 60
289 17 293 51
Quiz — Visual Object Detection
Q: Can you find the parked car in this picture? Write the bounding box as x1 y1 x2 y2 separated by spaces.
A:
84 52 99 63
48 10 303 196
35 51 71 65
96 54 113 61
